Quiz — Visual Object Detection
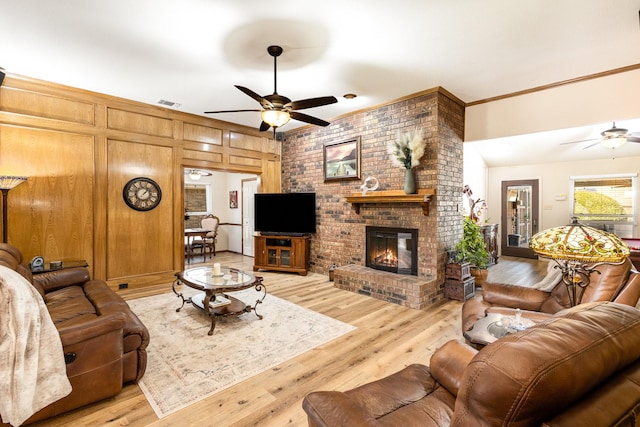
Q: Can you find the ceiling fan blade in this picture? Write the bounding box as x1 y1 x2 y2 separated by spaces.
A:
204 109 261 114
559 138 600 146
627 136 640 143
285 96 338 111
259 121 271 132
581 140 603 150
235 85 273 108
290 111 331 127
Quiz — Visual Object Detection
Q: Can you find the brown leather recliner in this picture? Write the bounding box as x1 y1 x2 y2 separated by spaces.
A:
461 257 640 334
303 302 640 426
0 244 149 426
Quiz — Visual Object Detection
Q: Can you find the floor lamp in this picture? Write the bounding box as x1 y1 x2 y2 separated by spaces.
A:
530 219 630 306
0 175 28 244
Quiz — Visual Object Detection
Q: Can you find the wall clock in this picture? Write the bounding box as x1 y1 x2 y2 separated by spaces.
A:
123 177 162 211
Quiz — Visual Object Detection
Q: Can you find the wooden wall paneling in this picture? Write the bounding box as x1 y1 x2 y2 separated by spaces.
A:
261 159 282 193
93 104 109 280
183 122 223 145
228 155 262 169
228 131 268 152
183 149 223 164
106 139 174 283
173 145 186 270
0 125 95 275
1 72 282 290
107 108 174 138
0 87 95 125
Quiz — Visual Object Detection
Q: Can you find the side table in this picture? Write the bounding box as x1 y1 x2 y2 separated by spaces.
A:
31 259 88 274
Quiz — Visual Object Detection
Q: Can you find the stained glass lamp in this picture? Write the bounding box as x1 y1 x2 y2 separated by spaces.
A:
529 219 630 306
0 175 28 243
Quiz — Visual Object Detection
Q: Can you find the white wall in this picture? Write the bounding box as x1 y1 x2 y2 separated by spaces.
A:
465 68 640 142
463 143 489 223
484 156 640 238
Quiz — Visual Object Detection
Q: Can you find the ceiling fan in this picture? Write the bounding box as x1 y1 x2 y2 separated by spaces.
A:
561 122 640 150
204 45 337 132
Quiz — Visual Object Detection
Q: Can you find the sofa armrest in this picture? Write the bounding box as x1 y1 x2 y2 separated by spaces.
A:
303 391 381 427
482 282 549 311
429 340 477 396
33 267 91 293
486 307 553 323
57 312 126 347
461 294 492 333
303 364 436 426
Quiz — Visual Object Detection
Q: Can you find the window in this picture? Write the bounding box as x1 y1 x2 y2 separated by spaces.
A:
185 183 211 215
570 174 637 226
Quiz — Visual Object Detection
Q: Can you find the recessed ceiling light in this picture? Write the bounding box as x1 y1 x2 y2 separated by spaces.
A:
343 93 357 100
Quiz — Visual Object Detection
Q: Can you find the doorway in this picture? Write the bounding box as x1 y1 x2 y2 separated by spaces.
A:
242 178 258 257
501 179 539 258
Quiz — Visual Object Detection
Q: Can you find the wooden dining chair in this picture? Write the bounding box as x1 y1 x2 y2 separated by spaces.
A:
192 214 220 258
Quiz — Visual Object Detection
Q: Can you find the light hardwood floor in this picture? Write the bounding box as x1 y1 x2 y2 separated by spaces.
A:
34 254 548 427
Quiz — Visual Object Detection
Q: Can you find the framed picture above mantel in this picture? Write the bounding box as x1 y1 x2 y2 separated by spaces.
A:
324 137 361 182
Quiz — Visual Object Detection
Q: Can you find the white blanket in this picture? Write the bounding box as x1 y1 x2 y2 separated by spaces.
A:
531 260 563 291
0 265 71 426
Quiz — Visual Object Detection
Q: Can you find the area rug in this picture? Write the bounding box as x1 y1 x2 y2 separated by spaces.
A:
128 287 355 418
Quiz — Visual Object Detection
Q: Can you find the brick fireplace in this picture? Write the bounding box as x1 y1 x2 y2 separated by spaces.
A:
281 87 465 310
366 226 418 276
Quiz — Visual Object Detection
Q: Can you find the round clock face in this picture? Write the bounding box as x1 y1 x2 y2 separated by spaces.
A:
123 177 162 211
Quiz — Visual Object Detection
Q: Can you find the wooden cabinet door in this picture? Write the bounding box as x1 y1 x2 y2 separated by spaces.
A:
291 237 309 269
254 236 267 265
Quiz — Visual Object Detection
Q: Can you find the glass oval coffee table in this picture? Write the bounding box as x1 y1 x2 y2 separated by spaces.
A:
172 266 265 335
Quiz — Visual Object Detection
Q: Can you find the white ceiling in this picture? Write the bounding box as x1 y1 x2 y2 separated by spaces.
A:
2 0 640 165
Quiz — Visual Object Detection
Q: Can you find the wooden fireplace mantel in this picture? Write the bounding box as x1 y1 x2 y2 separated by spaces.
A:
345 189 436 216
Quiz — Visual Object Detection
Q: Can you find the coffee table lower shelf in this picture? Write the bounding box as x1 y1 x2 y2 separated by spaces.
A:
172 266 266 335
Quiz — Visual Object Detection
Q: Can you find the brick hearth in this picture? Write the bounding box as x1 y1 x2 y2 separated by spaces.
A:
334 264 439 310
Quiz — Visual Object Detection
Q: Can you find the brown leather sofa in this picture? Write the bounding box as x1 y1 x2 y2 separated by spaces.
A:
461 257 640 334
303 302 640 426
0 244 149 426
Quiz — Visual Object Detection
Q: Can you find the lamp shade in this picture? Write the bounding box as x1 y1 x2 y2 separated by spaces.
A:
0 175 28 190
530 222 629 263
261 109 290 128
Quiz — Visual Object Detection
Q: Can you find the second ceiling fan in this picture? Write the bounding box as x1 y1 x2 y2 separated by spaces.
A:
205 45 337 132
561 122 640 150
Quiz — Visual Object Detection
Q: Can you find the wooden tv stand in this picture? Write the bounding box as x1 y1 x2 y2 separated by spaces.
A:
253 234 310 275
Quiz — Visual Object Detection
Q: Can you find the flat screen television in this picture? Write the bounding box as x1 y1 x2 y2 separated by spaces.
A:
254 192 316 235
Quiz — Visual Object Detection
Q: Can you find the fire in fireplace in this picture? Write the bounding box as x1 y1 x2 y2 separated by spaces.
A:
366 226 418 275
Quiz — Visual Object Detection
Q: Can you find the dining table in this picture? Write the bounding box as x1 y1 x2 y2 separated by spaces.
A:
184 227 211 262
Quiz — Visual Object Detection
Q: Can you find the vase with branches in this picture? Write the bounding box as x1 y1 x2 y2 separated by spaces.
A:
387 128 426 194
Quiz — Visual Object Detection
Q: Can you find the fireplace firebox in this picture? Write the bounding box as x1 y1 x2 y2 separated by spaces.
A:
366 226 418 275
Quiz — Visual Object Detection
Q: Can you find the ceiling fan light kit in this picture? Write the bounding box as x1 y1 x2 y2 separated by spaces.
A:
601 136 627 149
205 45 337 133
261 109 290 127
600 123 628 149
186 169 212 180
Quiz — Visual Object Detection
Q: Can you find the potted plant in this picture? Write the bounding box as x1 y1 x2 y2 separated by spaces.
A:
454 216 490 286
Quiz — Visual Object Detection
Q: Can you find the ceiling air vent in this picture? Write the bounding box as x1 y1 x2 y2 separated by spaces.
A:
158 99 181 108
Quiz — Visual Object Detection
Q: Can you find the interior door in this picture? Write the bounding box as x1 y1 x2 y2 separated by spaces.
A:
501 179 539 258
242 178 258 257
